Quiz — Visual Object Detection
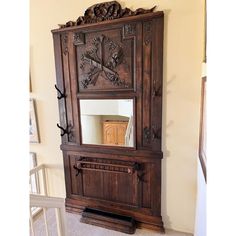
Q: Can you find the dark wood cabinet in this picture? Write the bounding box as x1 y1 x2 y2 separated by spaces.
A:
52 1 164 233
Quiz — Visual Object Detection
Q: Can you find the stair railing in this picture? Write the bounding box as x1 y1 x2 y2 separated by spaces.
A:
29 164 67 236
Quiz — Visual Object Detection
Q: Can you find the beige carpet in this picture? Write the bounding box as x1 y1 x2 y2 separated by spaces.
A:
31 209 192 236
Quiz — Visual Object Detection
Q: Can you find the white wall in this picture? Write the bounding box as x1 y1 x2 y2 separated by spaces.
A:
30 0 204 233
118 99 133 117
80 99 133 117
80 100 119 115
81 115 102 144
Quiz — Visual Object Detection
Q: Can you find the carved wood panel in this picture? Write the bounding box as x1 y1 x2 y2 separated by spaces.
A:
68 155 143 206
142 21 152 148
74 25 138 92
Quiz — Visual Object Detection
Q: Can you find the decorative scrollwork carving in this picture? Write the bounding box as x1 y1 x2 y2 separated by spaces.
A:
61 33 68 55
58 1 156 28
80 34 130 89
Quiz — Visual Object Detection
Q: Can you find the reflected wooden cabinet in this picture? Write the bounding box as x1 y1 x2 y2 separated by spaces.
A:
52 1 164 234
103 121 128 145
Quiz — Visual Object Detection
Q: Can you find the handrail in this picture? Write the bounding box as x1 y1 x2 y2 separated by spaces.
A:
30 194 65 208
29 164 48 196
29 164 46 175
29 165 67 236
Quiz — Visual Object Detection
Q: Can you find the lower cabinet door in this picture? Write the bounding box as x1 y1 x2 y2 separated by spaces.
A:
67 155 140 206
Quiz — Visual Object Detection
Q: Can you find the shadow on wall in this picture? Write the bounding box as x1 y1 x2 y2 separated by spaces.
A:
161 8 175 229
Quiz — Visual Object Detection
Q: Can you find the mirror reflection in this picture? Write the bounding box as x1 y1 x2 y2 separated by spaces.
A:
80 99 134 147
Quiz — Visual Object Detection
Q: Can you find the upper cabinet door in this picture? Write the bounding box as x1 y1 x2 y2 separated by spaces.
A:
73 22 142 93
53 13 164 152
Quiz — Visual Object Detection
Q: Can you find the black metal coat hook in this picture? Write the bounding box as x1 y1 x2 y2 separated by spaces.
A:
73 164 81 176
57 123 70 136
55 84 66 99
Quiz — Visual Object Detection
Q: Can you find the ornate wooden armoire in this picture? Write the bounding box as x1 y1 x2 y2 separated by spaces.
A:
52 1 164 234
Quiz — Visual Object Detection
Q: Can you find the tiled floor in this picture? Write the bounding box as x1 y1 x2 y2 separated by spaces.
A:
31 209 192 236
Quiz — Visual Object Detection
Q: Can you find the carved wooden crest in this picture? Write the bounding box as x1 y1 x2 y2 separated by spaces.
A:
59 1 156 28
79 34 129 89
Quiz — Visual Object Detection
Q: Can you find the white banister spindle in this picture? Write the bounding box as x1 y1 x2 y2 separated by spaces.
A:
42 167 48 196
55 207 66 236
30 165 67 235
29 176 32 192
29 208 35 236
43 207 49 236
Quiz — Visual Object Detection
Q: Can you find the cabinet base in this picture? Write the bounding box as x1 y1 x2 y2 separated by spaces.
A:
81 208 136 234
66 199 165 234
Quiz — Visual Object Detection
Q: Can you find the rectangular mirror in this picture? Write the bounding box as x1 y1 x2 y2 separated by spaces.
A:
80 99 134 147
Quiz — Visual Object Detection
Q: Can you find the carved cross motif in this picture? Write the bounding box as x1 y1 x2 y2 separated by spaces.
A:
80 34 129 88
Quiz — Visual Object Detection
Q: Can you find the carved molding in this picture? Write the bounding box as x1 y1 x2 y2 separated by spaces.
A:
68 124 75 143
144 21 152 45
75 157 140 175
80 34 130 89
143 127 151 144
74 32 85 45
152 79 162 97
58 1 156 28
61 33 68 55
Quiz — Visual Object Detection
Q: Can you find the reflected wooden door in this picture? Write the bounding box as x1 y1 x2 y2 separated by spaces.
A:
103 121 128 145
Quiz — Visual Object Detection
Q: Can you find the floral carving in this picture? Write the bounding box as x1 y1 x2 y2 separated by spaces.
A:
80 34 129 89
58 1 156 28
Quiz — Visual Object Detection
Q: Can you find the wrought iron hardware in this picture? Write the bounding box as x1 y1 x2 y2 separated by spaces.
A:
133 162 141 172
56 123 71 137
73 164 81 176
55 84 66 99
137 172 147 183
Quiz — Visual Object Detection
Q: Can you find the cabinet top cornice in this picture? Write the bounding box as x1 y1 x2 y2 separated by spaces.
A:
51 10 164 34
51 1 164 33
